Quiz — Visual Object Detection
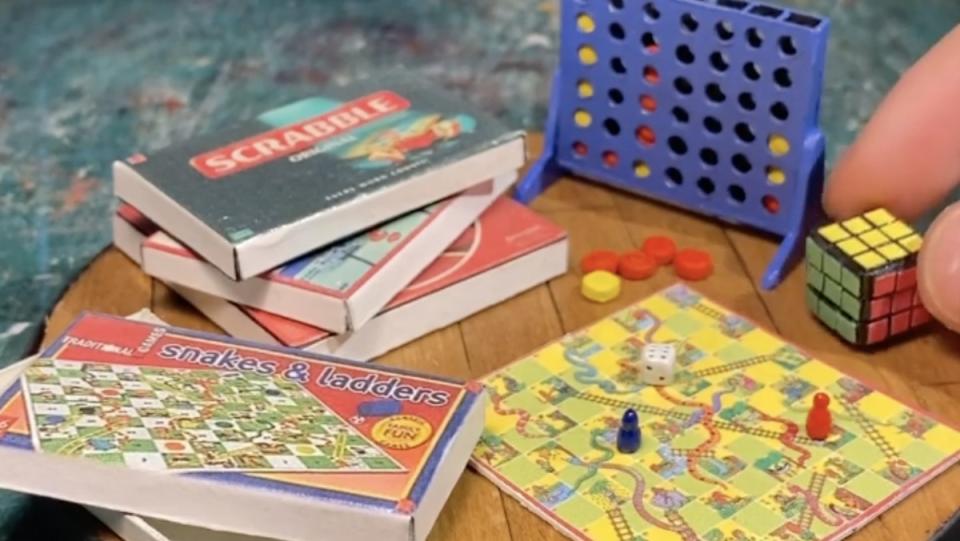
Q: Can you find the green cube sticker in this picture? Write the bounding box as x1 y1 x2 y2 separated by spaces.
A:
822 252 842 282
817 299 838 329
841 266 862 297
840 292 863 320
806 236 824 270
835 312 859 343
806 265 824 292
805 288 819 313
823 276 843 305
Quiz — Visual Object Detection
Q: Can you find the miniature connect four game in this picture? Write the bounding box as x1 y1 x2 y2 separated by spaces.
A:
516 0 830 289
805 208 930 346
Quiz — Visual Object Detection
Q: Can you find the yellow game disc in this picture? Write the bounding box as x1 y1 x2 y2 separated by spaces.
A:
577 79 594 98
634 160 651 178
768 135 790 156
581 271 622 303
574 109 592 127
578 46 598 65
576 13 595 33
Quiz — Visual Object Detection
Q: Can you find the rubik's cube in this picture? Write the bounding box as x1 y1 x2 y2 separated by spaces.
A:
805 208 930 346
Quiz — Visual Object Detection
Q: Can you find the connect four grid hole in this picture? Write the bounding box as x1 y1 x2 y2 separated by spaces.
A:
738 92 756 111
672 107 689 124
779 36 798 56
710 51 729 72
634 160 651 178
762 194 780 214
700 148 719 166
578 46 598 65
604 118 621 136
697 177 716 196
716 21 734 40
602 150 619 167
665 167 683 187
641 32 660 53
734 122 756 143
636 125 656 146
676 45 695 65
611 57 627 74
766 166 786 184
610 0 624 10
609 23 625 40
746 28 764 48
643 65 660 84
771 101 790 121
609 88 624 104
768 135 790 156
577 79 594 98
732 153 752 173
743 62 762 81
668 136 688 155
681 13 699 32
705 83 726 103
576 13 595 33
640 94 657 112
728 184 746 203
643 2 660 20
573 141 588 156
774 67 792 88
674 77 693 95
574 109 592 127
703 116 723 134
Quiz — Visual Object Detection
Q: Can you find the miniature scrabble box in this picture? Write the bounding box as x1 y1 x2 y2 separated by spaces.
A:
472 284 960 541
0 314 485 541
138 171 514 333
169 196 569 360
805 208 929 346
114 72 525 280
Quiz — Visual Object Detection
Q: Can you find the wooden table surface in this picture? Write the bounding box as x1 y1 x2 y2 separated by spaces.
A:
42 136 960 541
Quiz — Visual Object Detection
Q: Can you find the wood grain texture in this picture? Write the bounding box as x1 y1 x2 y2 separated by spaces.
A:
40 134 960 541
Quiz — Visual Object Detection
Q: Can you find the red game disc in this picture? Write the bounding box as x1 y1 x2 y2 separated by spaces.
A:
618 250 657 280
581 250 620 274
675 249 713 281
642 236 677 265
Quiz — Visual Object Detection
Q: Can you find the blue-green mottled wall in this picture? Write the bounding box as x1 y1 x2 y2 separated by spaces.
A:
0 1 957 536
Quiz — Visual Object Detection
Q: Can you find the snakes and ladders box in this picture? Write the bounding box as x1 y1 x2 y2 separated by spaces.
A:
114 72 525 280
0 314 485 541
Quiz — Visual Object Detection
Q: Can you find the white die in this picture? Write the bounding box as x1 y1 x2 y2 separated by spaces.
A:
641 343 675 385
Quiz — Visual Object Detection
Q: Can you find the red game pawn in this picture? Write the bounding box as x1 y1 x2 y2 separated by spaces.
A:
806 392 832 441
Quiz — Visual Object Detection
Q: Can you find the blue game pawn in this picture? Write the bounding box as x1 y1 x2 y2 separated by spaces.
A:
616 408 641 454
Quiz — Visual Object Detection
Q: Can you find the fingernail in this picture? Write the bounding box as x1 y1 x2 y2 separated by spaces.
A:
919 203 960 331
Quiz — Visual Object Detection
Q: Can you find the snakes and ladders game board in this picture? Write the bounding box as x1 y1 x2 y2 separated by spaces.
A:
0 314 485 541
471 284 960 541
20 357 405 473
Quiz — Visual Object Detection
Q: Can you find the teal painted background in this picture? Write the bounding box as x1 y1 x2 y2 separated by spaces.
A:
0 0 958 538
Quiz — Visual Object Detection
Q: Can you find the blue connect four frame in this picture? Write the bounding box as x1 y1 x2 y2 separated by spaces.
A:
516 0 830 289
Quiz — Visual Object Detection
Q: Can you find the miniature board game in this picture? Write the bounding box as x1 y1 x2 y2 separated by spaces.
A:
114 72 524 280
472 284 960 541
0 314 484 541
515 0 830 290
140 170 512 333
805 208 929 346
21 356 405 473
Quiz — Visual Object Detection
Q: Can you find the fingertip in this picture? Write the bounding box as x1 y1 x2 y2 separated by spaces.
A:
822 24 960 222
918 203 960 332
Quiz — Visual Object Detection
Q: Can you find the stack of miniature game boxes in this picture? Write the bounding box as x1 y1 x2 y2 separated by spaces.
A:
111 72 569 360
0 311 489 541
805 208 930 346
